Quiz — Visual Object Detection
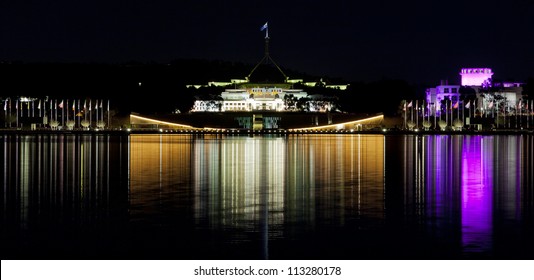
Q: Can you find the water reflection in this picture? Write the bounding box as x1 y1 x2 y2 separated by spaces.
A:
461 136 493 253
128 134 385 258
397 134 533 257
2 133 533 259
1 134 129 258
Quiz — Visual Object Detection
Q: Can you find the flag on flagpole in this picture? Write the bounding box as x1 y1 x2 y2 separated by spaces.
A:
407 101 413 107
453 101 459 109
59 100 64 108
89 100 92 111
37 100 41 110
488 101 494 109
72 102 75 111
465 101 470 109
107 100 109 111
260 22 268 31
100 100 103 108
3 100 6 111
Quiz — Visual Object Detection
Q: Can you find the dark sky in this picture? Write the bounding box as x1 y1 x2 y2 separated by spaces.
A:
1 0 533 85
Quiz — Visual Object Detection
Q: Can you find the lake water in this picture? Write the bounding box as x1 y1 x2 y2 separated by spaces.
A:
2 133 533 259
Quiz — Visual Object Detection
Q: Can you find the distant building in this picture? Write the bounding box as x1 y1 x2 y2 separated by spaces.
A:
426 68 524 115
425 80 461 108
190 30 341 114
191 86 326 112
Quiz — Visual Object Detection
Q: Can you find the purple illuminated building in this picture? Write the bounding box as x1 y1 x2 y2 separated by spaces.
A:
425 68 524 118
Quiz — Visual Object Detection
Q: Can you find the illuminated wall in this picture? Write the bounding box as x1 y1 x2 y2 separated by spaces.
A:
460 68 493 86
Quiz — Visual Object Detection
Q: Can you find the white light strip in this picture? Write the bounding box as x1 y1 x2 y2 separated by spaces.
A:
292 115 384 130
130 114 195 129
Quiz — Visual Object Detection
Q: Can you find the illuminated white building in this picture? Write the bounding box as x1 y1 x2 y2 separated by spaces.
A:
192 86 316 112
190 29 337 113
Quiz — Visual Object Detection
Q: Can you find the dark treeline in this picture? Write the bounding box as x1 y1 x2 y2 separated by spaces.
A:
2 60 529 117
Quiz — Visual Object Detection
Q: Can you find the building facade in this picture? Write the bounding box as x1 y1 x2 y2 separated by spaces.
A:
426 68 524 116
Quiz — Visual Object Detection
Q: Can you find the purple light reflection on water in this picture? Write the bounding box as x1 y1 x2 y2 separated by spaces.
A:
461 135 493 254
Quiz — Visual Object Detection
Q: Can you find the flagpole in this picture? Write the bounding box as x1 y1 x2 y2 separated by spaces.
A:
404 100 407 130
4 99 7 128
529 100 534 129
438 102 441 130
434 103 437 130
96 99 99 125
415 100 418 129
16 100 19 128
445 100 448 129
61 99 65 128
100 99 103 124
410 100 413 124
107 99 110 129
503 100 506 128
77 99 80 129
9 99 12 128
516 100 519 129
426 100 431 123
462 100 465 129
89 99 92 129
457 101 459 129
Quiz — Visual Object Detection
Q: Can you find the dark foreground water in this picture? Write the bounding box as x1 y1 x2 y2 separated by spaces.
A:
1 133 533 259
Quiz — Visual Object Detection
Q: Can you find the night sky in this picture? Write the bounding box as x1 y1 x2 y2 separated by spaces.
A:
1 0 533 85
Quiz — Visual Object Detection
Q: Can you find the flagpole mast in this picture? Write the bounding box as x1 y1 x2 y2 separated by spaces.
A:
529 100 534 130
9 99 12 128
107 99 110 129
446 100 448 129
404 100 406 130
516 100 519 129
77 99 80 129
61 99 64 128
456 98 460 127
100 100 103 124
462 100 465 129
16 100 19 128
416 100 418 129
433 103 436 130
96 99 99 125
4 99 6 128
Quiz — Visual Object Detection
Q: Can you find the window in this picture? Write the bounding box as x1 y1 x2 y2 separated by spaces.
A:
444 88 450 93
451 88 458 93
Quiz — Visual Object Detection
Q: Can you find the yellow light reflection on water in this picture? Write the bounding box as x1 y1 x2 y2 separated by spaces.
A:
128 134 386 235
